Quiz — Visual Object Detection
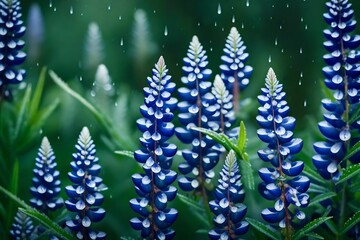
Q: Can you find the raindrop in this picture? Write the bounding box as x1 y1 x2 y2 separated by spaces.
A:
281 48 284 53
217 3 221 14
286 3 289 8
108 5 111 10
241 23 244 29
214 21 217 27
120 37 123 46
70 6 73 14
305 25 308 30
90 90 96 97
246 0 250 7
232 15 235 23
114 102 118 107
268 55 272 63
198 22 200 26
300 17 304 22
300 72 303 78
304 100 307 107
39 129 43 134
299 48 303 54
164 25 168 36
299 79 302 85
119 16 122 20
339 130 351 141
53 7 57 12
279 25 282 30
79 76 82 81
274 38 278 46
49 0 52 8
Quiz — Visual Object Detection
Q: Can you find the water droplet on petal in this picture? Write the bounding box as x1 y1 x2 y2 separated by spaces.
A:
339 129 351 141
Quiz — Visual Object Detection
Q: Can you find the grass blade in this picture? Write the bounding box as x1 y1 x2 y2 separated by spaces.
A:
0 185 76 240
246 217 280 240
308 192 336 207
341 210 360 235
29 67 47 119
293 216 332 240
114 150 134 159
336 163 360 185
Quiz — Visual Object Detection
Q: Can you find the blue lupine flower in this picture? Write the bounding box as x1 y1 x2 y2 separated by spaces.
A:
0 0 26 101
257 68 310 228
220 27 253 110
130 56 178 240
30 137 63 213
212 74 237 139
208 150 249 240
313 0 360 180
175 35 220 193
65 127 106 240
10 209 35 240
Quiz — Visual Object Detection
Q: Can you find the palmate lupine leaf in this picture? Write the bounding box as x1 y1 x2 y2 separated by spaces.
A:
190 123 255 190
0 186 76 240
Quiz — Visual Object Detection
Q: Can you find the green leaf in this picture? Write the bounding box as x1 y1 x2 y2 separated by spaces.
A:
308 183 331 193
324 219 338 235
190 126 242 160
308 192 337 207
13 86 31 141
344 141 360 161
114 150 134 159
19 208 76 240
245 217 280 240
239 159 254 190
120 237 137 240
304 232 324 239
177 193 204 212
336 163 360 185
6 159 19 233
349 104 360 125
293 217 332 240
303 165 325 183
0 186 76 240
341 210 360 235
50 70 134 150
29 67 47 119
237 121 247 151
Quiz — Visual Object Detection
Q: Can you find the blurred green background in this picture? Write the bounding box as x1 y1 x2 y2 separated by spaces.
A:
11 0 360 239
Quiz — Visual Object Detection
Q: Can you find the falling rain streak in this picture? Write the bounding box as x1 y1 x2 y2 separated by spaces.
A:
246 0 250 7
217 3 221 14
164 25 168 36
70 6 73 14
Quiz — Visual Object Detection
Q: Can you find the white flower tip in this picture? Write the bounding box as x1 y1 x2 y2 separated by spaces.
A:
41 136 51 155
225 150 237 169
267 67 277 82
157 56 165 69
88 22 100 35
191 35 199 44
230 26 239 37
213 74 226 98
80 126 91 143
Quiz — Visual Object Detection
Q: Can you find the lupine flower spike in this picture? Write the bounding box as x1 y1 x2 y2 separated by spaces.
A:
212 74 236 138
65 127 106 240
220 27 253 111
176 35 220 194
10 209 35 240
0 0 26 101
130 56 178 240
257 68 310 234
313 0 360 180
208 150 249 240
30 137 63 214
